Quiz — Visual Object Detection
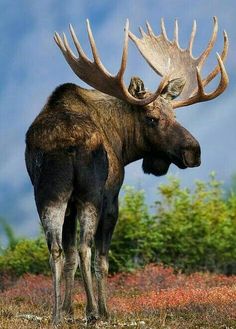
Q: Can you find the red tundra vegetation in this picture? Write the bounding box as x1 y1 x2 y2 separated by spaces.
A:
1 264 236 328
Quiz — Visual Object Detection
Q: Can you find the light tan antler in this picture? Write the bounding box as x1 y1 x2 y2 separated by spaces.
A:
128 17 229 109
54 19 170 106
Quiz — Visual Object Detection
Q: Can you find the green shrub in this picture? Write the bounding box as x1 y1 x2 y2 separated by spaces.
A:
109 173 236 273
0 237 49 276
154 173 236 273
109 186 161 272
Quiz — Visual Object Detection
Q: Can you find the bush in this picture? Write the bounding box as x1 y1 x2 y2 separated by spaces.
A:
0 237 49 276
109 173 236 273
154 173 236 273
109 186 161 272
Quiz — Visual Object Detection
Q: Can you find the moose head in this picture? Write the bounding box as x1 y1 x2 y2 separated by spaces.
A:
54 17 228 177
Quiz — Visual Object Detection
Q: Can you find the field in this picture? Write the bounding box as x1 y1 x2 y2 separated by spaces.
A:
1 264 236 328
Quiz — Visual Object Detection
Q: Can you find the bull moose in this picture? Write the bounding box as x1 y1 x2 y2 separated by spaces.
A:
25 17 228 325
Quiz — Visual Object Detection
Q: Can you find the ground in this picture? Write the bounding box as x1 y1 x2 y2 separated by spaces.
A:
1 264 236 328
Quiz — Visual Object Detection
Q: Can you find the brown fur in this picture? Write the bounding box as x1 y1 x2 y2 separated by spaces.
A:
27 85 102 152
27 84 135 152
26 83 144 188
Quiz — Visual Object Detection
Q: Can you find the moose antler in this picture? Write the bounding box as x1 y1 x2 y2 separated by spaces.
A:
128 17 229 108
54 19 170 106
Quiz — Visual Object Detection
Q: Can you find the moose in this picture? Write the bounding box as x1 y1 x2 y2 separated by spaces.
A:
25 17 228 325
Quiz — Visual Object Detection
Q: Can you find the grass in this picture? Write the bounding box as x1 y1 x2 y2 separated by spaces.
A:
1 264 236 328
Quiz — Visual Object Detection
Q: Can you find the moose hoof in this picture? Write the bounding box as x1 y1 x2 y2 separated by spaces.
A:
86 312 99 325
62 305 74 319
99 308 110 320
52 314 62 326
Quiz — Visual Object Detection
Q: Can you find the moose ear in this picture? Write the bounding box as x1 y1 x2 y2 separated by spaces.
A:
161 77 186 100
128 76 146 99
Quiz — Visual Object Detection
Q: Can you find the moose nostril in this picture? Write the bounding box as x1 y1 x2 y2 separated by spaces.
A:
182 144 201 167
187 139 201 156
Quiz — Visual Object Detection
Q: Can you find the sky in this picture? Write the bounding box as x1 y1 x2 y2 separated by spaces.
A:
0 0 235 242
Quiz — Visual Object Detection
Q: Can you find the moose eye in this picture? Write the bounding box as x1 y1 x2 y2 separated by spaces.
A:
146 116 159 127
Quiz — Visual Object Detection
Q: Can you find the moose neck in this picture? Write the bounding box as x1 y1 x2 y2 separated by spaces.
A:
90 95 147 165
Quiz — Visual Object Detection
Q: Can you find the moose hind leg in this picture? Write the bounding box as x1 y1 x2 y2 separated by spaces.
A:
94 247 109 319
78 202 100 323
40 203 68 325
34 152 74 325
62 201 79 318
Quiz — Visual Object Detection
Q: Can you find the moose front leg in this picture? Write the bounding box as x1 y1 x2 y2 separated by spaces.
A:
94 197 118 319
78 201 100 323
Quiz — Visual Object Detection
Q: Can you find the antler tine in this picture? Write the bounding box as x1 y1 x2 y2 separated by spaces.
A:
196 67 205 96
139 26 147 38
63 33 77 59
188 20 196 57
69 24 87 59
86 19 105 69
201 30 229 87
54 32 67 54
146 21 155 36
117 19 129 79
161 18 169 41
198 16 218 66
174 19 179 47
213 52 229 94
